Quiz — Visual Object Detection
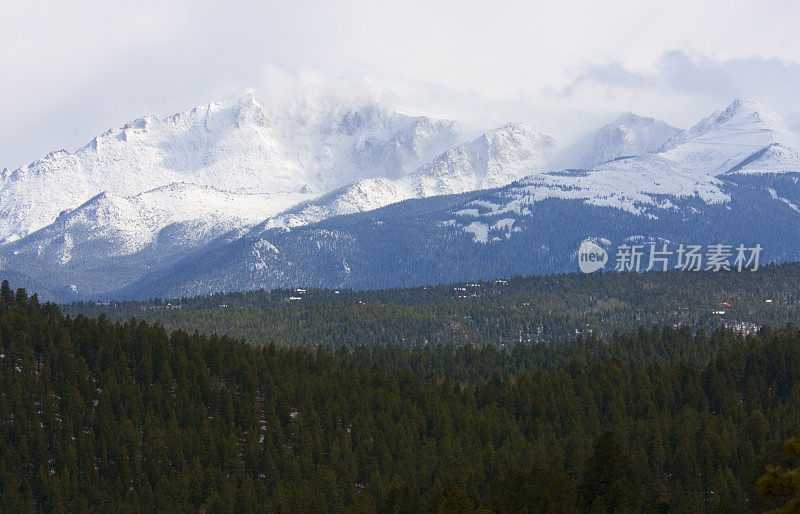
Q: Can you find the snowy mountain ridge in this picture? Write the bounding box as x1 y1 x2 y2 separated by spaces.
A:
659 98 800 175
432 153 731 247
4 94 800 300
256 122 556 231
0 92 479 244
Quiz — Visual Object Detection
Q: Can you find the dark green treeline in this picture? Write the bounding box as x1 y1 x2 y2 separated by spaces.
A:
1 282 799 512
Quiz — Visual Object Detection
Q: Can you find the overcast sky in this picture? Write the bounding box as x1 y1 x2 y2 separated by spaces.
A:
3 0 800 169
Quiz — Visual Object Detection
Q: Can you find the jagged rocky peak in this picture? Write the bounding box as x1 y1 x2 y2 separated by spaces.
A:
483 122 556 151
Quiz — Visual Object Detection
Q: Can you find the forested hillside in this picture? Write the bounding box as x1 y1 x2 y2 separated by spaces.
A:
64 263 800 347
2 281 799 511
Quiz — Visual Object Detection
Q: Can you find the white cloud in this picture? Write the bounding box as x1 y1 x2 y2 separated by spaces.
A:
553 50 800 128
2 0 800 168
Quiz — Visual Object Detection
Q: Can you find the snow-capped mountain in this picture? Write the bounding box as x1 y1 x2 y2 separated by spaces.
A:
1 93 290 243
0 91 556 299
259 122 556 230
5 93 800 301
0 92 476 244
108 165 800 300
660 99 800 175
566 113 681 169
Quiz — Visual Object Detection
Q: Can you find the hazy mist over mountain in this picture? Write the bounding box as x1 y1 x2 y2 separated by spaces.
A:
4 1 800 170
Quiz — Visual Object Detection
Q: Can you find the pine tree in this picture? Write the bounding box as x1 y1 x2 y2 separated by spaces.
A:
579 430 637 512
757 437 800 513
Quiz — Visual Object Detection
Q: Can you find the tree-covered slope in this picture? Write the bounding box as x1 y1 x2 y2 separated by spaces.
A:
2 282 800 511
63 262 800 347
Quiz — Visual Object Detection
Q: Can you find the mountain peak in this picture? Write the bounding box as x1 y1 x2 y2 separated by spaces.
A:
481 122 552 148
496 121 535 134
727 97 760 110
566 113 680 169
207 89 262 111
0 91 478 244
614 111 649 124
658 98 799 175
709 98 782 126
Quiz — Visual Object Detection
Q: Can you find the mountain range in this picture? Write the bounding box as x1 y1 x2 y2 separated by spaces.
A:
2 93 800 301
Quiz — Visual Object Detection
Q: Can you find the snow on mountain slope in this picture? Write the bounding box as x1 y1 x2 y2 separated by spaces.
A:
119 159 800 301
10 93 800 301
725 143 800 174
0 92 474 244
3 182 311 268
660 99 800 175
0 93 286 243
262 100 478 188
448 154 729 226
260 178 403 230
409 122 557 193
258 123 557 230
